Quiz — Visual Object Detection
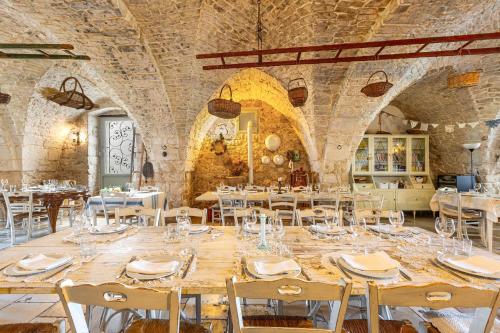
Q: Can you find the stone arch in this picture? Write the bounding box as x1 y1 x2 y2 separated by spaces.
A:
185 68 319 174
322 54 499 188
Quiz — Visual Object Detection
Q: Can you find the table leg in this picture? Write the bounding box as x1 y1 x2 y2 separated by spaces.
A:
487 219 493 252
44 196 64 233
195 294 202 325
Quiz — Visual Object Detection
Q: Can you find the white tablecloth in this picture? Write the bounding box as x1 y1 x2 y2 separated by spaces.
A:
88 191 166 210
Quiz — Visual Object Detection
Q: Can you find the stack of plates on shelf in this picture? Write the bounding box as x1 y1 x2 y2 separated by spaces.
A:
437 254 500 280
245 256 301 280
126 255 183 281
3 254 73 277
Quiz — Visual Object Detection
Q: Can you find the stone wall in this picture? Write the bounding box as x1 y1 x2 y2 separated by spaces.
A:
191 100 311 200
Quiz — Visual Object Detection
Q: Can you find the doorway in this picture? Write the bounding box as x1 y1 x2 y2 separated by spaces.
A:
99 116 136 188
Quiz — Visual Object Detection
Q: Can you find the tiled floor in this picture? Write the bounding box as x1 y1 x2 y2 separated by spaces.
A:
0 213 498 332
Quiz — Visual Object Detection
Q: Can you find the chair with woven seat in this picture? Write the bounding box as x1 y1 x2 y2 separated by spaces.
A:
1 191 50 244
115 206 162 227
99 192 129 225
297 208 343 227
227 276 352 333
164 207 207 226
218 193 247 226
360 281 500 333
437 192 484 244
57 279 209 333
269 194 298 226
0 320 65 333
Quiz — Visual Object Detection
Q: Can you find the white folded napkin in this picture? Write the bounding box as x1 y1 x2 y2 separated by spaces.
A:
340 251 399 271
253 259 300 275
126 259 180 275
446 255 500 275
17 254 72 271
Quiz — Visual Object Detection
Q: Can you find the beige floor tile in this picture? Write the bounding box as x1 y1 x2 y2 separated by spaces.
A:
39 302 66 318
0 302 53 324
18 294 60 303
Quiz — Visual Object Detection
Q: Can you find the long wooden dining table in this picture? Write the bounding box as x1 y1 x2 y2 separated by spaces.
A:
195 191 353 203
0 226 498 297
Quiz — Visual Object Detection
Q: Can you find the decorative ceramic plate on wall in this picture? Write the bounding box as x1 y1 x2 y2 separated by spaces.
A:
265 134 281 151
273 154 285 166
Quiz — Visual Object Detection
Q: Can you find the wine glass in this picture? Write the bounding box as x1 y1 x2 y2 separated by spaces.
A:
1 179 8 191
473 183 482 193
349 217 360 252
177 216 191 240
434 217 456 254
176 209 188 223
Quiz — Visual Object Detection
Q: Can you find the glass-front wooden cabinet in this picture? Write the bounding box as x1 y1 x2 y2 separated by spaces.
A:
352 134 429 175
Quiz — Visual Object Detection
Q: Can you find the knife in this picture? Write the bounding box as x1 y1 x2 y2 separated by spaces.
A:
181 254 195 279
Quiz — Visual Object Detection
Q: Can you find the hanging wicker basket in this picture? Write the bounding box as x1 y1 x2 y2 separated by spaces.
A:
41 76 94 110
208 84 241 119
288 78 308 107
361 71 393 97
0 89 11 104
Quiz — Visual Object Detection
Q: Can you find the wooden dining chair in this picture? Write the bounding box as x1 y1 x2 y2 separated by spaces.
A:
115 207 162 226
353 193 383 211
438 192 484 244
164 206 207 226
311 194 339 210
218 193 247 226
226 276 352 333
0 320 65 333
1 191 50 245
362 282 500 333
99 192 129 225
297 208 343 227
269 194 298 226
57 280 204 333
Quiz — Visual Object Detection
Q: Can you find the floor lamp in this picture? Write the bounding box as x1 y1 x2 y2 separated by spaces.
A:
462 142 481 190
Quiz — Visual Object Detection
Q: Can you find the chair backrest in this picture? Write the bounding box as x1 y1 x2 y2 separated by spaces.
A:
269 194 297 210
57 280 180 333
100 192 128 224
1 191 33 245
377 210 403 224
367 282 500 333
217 185 237 194
311 194 339 210
164 206 207 225
353 208 380 225
218 194 248 210
334 185 351 194
298 208 343 226
437 191 460 210
115 207 162 226
353 193 383 210
227 276 352 333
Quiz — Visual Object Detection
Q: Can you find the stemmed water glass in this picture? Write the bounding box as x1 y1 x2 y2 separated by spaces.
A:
434 217 456 254
349 217 361 252
388 210 405 231
0 179 8 191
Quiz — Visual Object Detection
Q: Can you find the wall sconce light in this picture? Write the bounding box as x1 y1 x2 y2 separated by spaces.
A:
71 130 81 145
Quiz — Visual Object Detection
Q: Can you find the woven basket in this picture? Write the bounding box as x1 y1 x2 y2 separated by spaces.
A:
0 90 11 104
42 77 94 110
288 78 308 107
361 71 393 97
208 84 241 119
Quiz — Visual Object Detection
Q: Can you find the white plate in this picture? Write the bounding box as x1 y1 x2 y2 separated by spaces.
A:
89 224 129 235
126 255 183 281
190 225 210 234
244 224 272 234
4 254 73 277
335 256 399 280
245 256 301 279
437 255 500 280
310 224 345 235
